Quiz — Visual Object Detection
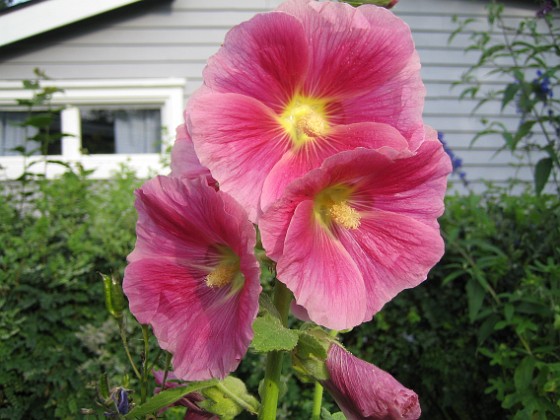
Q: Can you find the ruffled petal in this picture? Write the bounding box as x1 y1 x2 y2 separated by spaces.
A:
203 11 309 112
338 211 444 316
279 1 421 103
276 200 367 330
170 122 214 184
260 122 409 211
323 344 421 420
188 92 289 222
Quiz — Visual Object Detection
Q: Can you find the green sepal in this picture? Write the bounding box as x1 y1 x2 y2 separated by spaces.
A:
292 328 334 382
101 273 126 319
200 376 259 419
321 407 348 419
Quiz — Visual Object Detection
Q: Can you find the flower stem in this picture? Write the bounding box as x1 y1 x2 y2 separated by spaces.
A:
118 318 142 380
140 325 150 404
311 381 324 420
259 281 292 420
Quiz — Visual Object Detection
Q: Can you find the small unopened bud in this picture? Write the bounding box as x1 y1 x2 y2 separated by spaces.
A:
101 273 126 319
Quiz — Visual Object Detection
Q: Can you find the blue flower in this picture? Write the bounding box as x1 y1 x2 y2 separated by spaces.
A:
437 132 468 186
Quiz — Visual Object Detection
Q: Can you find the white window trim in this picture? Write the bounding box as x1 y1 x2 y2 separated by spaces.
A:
0 78 186 179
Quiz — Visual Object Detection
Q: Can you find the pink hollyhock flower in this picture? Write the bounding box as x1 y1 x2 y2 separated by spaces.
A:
170 122 214 186
323 344 421 420
259 134 451 329
187 0 424 221
123 176 261 380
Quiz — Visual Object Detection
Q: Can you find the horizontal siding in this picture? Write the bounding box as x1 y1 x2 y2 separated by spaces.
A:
0 0 554 191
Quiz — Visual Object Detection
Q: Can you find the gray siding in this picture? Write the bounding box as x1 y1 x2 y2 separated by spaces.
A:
0 0 553 191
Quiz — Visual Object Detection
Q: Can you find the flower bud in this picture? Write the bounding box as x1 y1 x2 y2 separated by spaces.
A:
101 273 126 319
322 344 421 420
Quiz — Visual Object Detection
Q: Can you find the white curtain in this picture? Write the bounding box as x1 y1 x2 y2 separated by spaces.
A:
115 110 161 154
0 112 38 156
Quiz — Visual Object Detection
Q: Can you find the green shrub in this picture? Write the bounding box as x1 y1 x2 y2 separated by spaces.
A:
0 166 141 419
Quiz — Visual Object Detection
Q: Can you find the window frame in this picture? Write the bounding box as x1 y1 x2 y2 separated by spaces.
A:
0 78 186 179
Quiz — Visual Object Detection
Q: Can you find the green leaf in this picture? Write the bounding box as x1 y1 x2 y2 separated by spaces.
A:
501 83 520 111
124 380 217 419
466 277 486 323
514 357 535 392
251 314 299 353
534 158 552 195
512 120 536 150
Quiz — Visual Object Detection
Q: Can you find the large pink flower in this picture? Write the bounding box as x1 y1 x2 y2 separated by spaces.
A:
123 176 261 380
323 344 421 420
259 134 451 329
187 0 424 221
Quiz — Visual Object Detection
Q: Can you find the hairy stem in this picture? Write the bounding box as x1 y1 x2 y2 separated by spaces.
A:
259 281 292 420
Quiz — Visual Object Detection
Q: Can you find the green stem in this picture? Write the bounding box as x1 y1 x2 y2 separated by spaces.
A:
140 325 150 404
161 352 173 391
258 281 292 420
311 381 324 420
118 318 142 380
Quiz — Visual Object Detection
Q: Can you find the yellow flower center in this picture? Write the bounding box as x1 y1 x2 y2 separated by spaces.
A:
328 201 361 230
314 184 361 230
279 94 330 148
205 258 240 288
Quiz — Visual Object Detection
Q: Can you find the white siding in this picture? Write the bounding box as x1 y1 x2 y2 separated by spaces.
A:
0 0 554 190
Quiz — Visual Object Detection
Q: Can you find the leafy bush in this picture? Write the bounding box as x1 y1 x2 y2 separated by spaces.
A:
0 166 141 419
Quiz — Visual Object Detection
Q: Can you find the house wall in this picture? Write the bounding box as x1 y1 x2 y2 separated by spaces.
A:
0 0 551 191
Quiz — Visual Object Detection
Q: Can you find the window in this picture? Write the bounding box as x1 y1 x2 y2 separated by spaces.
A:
0 78 186 179
0 110 62 156
80 108 161 155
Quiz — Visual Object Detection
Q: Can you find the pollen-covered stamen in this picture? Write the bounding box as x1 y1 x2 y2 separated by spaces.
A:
205 261 239 288
279 95 330 147
328 200 361 229
294 105 329 138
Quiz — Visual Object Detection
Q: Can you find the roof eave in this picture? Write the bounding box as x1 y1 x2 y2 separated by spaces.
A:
0 0 144 47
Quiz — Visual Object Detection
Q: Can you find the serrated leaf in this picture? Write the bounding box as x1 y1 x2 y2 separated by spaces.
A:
124 380 217 419
251 314 299 353
535 157 552 195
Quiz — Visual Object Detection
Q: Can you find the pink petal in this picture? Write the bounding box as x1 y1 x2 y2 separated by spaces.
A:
276 200 367 330
123 176 261 380
203 11 309 112
170 122 214 184
338 211 444 316
260 122 409 212
279 1 421 108
188 92 288 222
324 344 421 420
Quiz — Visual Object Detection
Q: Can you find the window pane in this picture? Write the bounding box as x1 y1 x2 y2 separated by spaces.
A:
81 108 161 155
0 111 62 156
